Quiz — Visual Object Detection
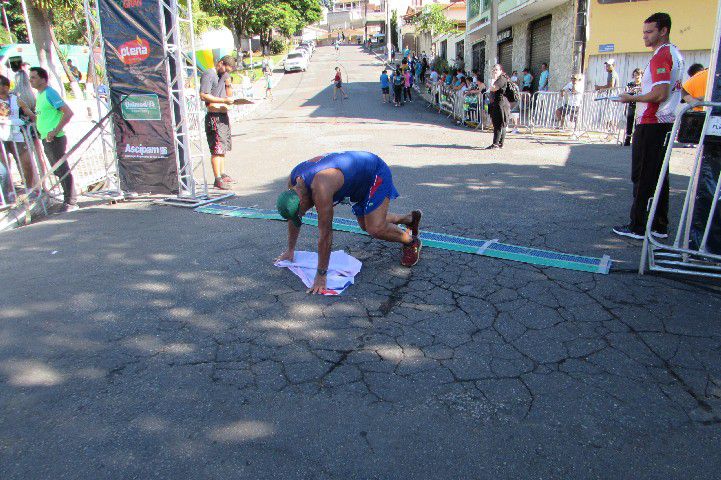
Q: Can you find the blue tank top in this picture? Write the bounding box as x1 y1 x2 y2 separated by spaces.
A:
290 151 382 204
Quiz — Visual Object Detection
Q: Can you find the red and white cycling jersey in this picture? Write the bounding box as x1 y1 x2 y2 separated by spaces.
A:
636 43 685 125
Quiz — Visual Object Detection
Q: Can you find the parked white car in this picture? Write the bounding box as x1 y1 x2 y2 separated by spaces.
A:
284 52 308 72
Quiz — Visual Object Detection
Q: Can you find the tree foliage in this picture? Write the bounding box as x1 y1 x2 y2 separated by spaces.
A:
248 1 299 51
410 4 457 36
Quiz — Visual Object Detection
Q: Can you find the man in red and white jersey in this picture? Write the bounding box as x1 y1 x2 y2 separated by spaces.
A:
614 12 684 240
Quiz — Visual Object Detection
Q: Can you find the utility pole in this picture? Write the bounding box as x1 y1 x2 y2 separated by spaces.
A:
386 0 392 62
490 0 498 66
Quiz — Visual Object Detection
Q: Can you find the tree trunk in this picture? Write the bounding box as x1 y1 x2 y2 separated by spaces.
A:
27 3 64 96
48 17 85 101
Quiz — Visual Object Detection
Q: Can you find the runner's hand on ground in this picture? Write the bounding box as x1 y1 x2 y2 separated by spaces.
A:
308 274 327 295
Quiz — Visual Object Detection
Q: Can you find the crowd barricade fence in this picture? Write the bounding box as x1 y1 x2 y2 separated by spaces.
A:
640 102 721 279
1 107 119 218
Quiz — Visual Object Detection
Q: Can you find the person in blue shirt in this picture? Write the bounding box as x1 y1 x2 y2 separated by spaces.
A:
380 69 390 103
403 47 410 59
538 63 549 91
445 73 453 86
522 68 533 92
276 151 423 294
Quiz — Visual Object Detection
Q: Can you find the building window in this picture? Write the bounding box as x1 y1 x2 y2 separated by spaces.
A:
456 40 465 65
440 40 448 61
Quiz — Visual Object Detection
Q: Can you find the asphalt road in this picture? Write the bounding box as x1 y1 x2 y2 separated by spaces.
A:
1 45 720 479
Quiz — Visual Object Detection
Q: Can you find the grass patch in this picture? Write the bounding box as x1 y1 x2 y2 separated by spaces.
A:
231 52 287 83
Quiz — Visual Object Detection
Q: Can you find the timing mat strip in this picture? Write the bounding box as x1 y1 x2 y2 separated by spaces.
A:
196 204 612 274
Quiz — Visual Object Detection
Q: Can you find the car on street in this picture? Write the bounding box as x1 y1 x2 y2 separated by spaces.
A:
284 52 308 72
295 45 312 58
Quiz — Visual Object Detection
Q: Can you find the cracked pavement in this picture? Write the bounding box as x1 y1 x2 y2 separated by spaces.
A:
1 45 720 479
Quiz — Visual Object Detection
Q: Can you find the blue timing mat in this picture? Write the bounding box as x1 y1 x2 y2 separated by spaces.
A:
195 204 612 274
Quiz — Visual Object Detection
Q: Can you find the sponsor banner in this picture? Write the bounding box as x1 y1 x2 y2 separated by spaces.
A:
121 94 162 121
98 0 178 194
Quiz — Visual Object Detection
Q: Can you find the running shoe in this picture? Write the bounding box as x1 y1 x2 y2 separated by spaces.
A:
612 225 644 240
651 230 669 239
221 174 236 183
401 236 422 267
213 178 231 191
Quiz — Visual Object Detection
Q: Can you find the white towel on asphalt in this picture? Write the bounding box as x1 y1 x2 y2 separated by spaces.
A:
274 250 362 296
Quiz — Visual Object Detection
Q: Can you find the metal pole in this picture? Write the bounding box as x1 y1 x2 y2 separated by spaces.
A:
1 4 10 37
490 0 498 66
386 0 392 62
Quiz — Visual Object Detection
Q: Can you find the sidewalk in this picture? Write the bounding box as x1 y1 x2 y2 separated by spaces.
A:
229 67 286 123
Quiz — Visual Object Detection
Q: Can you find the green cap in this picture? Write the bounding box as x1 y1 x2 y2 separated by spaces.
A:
276 189 302 227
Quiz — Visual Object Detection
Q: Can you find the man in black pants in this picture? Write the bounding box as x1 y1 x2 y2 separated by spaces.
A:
615 13 684 240
28 67 77 212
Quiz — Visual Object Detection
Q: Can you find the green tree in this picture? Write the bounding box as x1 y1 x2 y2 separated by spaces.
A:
4 0 28 43
27 0 84 97
248 1 299 53
390 9 397 50
282 0 322 28
410 3 457 37
201 0 264 50
192 0 225 36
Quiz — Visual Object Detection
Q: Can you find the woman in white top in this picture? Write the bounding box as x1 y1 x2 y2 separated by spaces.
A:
0 75 37 192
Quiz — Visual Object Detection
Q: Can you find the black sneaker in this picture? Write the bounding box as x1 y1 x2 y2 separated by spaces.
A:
612 225 644 240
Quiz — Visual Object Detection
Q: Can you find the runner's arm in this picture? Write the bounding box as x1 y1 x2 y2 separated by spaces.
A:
619 83 669 104
313 190 334 274
199 92 232 104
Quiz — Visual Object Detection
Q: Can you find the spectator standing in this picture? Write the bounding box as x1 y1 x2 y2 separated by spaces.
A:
403 69 412 103
392 68 404 107
510 70 519 85
682 63 708 109
521 68 533 93
28 67 77 212
380 69 390 103
538 63 549 92
67 59 82 83
9 57 35 115
554 73 584 128
0 75 37 192
596 59 620 91
199 55 240 190
420 57 429 83
615 12 684 240
486 64 511 150
265 69 274 100
624 68 643 146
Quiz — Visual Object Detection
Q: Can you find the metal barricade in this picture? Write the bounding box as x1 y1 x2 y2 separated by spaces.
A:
462 93 482 127
528 91 566 133
509 92 532 132
640 102 721 279
574 88 626 142
438 85 455 116
1 108 120 217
